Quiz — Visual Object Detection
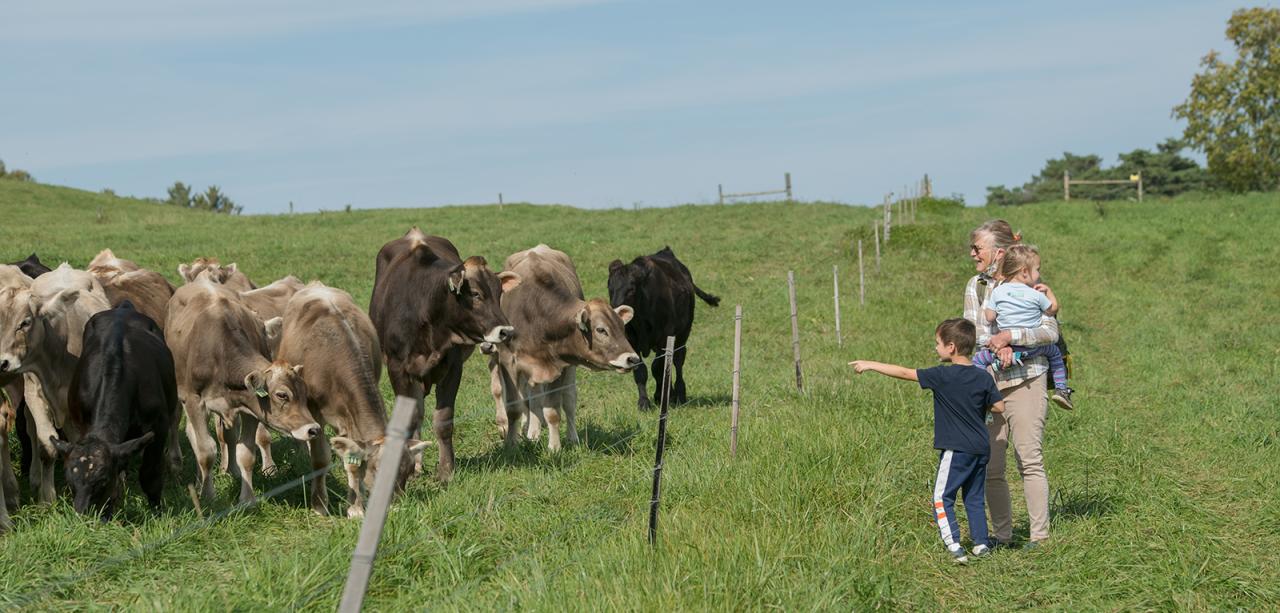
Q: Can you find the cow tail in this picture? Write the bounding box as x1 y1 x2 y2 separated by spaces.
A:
693 285 721 307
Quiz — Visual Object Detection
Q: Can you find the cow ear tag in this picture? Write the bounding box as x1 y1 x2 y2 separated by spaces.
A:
255 385 268 398
344 452 362 466
448 277 458 293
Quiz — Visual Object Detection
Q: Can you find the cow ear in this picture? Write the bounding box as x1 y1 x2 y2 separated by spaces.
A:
614 305 635 324
577 307 590 332
330 436 367 465
263 317 284 342
226 263 239 276
447 265 466 295
110 432 154 457
608 259 624 274
290 364 304 377
245 370 268 397
49 436 74 456
178 263 193 282
57 289 81 306
498 271 522 293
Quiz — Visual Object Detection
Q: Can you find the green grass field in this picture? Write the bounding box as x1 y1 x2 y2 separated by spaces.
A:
0 180 1277 610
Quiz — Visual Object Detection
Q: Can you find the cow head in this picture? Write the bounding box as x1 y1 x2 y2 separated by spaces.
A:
607 258 648 313
245 363 321 441
0 287 57 375
576 298 641 372
451 256 520 353
179 257 254 290
52 432 153 520
329 436 430 517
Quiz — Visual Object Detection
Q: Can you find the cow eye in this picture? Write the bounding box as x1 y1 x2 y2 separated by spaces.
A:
274 391 289 401
595 327 608 336
471 291 482 300
17 317 31 330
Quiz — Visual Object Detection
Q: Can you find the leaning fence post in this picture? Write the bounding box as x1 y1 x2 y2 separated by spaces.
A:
787 271 804 393
858 240 865 306
833 265 841 347
785 172 793 202
874 221 881 273
339 394 421 613
648 335 676 545
718 184 724 205
883 194 892 243
730 306 742 457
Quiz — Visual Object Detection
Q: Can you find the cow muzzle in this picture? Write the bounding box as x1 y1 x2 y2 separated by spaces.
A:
291 423 323 441
484 326 515 345
0 355 20 374
611 353 643 373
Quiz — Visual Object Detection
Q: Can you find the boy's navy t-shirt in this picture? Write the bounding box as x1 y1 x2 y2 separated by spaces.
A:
916 364 1002 455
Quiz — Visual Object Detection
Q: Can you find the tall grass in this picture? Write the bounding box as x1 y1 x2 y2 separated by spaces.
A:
0 181 1276 609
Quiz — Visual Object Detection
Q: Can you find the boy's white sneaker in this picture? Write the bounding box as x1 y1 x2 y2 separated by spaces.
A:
949 547 969 564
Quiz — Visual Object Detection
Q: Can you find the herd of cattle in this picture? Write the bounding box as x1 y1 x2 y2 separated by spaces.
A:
0 228 719 528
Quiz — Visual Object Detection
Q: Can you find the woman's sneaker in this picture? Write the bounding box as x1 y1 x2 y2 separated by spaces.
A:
971 544 992 558
1051 387 1074 410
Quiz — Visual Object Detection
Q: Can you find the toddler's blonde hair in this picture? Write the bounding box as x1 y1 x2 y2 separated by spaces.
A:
999 244 1041 280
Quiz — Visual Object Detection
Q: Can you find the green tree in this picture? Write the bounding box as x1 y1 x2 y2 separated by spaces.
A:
1173 7 1280 192
192 185 241 214
167 181 193 208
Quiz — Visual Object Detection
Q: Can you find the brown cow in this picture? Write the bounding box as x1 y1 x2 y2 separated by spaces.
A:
242 275 304 324
275 282 427 517
177 257 256 291
165 278 320 503
369 227 519 482
0 263 111 503
489 244 641 452
0 265 33 529
88 249 176 332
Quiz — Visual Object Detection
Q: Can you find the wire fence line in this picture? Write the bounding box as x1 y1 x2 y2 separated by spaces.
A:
6 346 681 609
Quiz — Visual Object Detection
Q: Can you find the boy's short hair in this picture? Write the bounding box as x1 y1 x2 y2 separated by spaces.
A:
936 318 976 356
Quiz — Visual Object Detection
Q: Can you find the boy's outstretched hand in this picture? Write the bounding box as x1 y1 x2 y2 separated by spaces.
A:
848 360 871 373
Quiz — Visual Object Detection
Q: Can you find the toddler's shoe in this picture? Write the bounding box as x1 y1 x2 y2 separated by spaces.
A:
1051 387 1074 411
949 547 969 564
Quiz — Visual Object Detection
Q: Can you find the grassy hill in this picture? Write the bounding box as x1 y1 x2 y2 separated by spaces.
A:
0 180 1277 609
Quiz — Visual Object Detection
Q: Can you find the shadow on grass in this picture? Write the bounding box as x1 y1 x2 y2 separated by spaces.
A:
1051 488 1116 521
581 422 641 456
675 393 733 410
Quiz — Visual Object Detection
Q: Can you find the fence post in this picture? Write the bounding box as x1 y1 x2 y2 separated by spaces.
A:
730 306 742 457
1064 170 1071 201
498 192 504 208
648 335 676 545
338 394 421 613
787 271 804 393
1137 172 1143 202
883 194 892 243
833 265 841 347
718 184 724 205
785 172 793 202
874 221 881 273
858 240 865 306
924 173 932 198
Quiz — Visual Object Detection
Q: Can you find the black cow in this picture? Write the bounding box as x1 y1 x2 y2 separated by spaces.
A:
5 253 51 479
369 227 518 482
607 247 720 409
49 301 179 519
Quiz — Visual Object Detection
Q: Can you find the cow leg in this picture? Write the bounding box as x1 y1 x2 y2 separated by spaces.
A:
0 389 17 514
491 361 509 438
343 462 366 519
181 392 218 502
561 368 580 447
165 402 184 477
256 423 277 476
308 435 330 516
649 352 668 405
139 432 166 510
234 415 259 504
215 419 232 474
631 359 651 411
523 380 545 442
499 368 527 450
538 381 564 453
431 353 466 482
673 336 689 405
22 381 59 504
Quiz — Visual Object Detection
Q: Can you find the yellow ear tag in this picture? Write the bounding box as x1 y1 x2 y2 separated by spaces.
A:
344 453 362 466
255 387 268 398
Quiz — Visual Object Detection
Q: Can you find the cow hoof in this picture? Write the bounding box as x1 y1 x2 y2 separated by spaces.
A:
638 398 653 411
312 505 329 517
260 462 279 477
347 506 364 519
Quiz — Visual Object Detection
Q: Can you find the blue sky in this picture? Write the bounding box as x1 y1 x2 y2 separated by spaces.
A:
0 0 1249 213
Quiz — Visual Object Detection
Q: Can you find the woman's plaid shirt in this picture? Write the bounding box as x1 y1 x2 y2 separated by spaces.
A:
963 273 1059 388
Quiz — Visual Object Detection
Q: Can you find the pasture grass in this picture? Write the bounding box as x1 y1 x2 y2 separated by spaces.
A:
1 181 1277 609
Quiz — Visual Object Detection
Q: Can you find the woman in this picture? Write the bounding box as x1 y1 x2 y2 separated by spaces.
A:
963 219 1057 548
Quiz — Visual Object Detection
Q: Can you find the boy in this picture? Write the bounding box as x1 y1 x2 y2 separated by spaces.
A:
850 318 1005 563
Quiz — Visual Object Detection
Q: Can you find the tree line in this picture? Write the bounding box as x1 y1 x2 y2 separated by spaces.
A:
988 7 1279 205
165 182 242 215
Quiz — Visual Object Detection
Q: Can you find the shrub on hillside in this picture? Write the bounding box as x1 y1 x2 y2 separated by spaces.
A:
986 141 1209 205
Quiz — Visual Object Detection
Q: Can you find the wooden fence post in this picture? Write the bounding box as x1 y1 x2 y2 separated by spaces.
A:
1064 170 1071 201
339 394 421 612
858 240 865 306
785 172 793 201
498 192 504 208
874 221 881 273
787 271 804 393
648 335 676 545
1137 172 1144 202
718 184 724 205
730 306 742 457
883 194 892 243
833 265 841 347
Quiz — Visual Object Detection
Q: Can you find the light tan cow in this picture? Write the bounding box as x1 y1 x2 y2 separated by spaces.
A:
0 265 33 529
273 282 427 517
489 245 640 452
165 278 320 503
241 275 304 324
88 249 176 332
177 257 256 292
0 263 111 503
